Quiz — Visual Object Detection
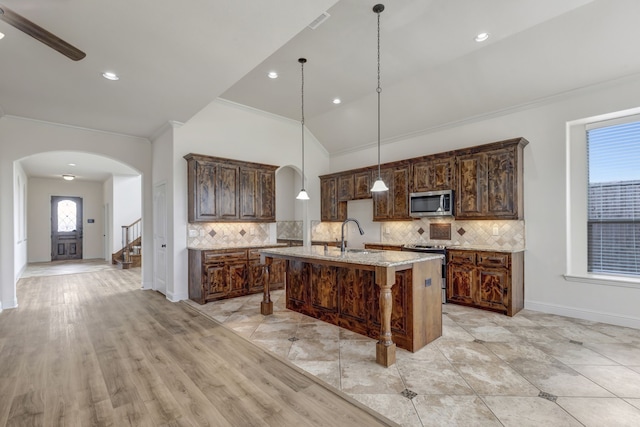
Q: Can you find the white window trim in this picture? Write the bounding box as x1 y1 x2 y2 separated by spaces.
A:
565 107 640 287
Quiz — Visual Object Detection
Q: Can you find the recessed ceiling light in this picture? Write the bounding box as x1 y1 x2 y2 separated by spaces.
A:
0 32 5 40
62 174 75 181
268 71 278 79
475 32 489 42
332 98 341 104
102 72 119 81
68 163 76 167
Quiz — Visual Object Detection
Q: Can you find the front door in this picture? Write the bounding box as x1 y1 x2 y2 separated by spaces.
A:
51 196 83 260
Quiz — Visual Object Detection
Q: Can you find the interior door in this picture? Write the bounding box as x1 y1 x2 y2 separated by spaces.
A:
153 183 167 295
51 196 83 260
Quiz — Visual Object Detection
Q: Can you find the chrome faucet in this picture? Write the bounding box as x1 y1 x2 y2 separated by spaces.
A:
341 218 365 252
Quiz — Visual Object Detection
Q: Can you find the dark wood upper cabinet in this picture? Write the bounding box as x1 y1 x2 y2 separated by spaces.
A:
411 154 455 193
337 173 354 202
373 163 411 221
455 138 527 219
185 154 277 223
354 170 372 199
320 176 347 222
318 137 528 222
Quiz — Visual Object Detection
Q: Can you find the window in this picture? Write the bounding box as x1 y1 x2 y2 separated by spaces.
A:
57 199 77 232
587 120 640 277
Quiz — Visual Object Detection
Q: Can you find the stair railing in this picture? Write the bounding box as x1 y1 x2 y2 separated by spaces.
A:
121 218 142 263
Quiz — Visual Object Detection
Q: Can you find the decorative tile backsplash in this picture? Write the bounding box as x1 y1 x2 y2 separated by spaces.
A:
380 218 525 250
188 218 524 250
276 220 342 242
187 223 272 247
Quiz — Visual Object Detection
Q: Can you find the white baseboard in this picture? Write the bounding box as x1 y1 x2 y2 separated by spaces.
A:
526 300 640 329
166 290 188 303
141 280 153 290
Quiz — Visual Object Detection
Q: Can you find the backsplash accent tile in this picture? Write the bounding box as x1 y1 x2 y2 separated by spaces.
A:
381 218 525 250
188 223 271 247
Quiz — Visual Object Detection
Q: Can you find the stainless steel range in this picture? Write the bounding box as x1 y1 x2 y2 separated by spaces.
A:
402 244 447 303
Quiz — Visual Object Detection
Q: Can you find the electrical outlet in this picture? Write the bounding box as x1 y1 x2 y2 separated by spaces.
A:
492 224 499 236
188 229 198 237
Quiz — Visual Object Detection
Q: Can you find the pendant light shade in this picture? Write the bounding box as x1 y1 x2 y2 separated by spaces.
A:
296 57 310 200
371 4 388 193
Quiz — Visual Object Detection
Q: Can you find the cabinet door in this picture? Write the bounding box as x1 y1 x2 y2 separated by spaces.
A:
337 268 369 324
204 263 229 300
354 170 372 199
486 147 516 217
257 170 276 220
239 168 257 219
372 169 393 220
431 156 455 190
269 258 286 288
412 160 430 193
447 263 475 305
392 166 410 219
456 153 486 218
227 260 248 297
338 173 354 202
247 258 265 293
309 264 338 313
320 177 347 221
218 164 239 219
190 159 218 222
286 260 308 309
412 156 454 193
476 268 509 312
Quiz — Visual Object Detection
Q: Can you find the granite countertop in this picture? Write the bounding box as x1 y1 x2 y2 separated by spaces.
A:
259 245 443 268
188 243 288 251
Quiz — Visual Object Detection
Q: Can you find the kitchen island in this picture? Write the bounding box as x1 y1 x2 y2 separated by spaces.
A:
259 246 443 367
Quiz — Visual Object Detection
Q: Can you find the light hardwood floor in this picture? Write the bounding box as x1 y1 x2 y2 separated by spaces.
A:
0 268 396 427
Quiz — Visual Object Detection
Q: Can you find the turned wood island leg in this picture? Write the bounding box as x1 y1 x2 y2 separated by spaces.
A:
375 266 397 367
260 256 273 315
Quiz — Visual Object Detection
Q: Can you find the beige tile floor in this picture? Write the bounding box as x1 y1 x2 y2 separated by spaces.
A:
185 290 640 427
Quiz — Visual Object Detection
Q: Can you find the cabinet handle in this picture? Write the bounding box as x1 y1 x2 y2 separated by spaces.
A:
161 244 167 248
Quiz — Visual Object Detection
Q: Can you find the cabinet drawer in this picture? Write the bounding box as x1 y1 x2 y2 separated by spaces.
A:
477 252 509 268
448 251 476 265
203 250 247 263
248 249 261 260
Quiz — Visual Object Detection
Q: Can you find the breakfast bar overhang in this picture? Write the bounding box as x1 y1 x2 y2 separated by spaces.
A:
259 246 443 367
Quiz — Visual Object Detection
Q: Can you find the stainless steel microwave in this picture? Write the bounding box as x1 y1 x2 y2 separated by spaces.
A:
409 190 454 217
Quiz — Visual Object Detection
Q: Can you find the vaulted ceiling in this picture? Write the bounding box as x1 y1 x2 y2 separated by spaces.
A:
3 0 640 174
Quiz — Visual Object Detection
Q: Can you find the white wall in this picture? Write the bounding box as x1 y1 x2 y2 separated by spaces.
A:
0 116 153 309
164 99 330 302
27 178 104 262
276 166 301 221
13 163 27 280
331 74 640 328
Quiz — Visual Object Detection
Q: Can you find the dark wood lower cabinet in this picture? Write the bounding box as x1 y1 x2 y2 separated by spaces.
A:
189 246 285 304
447 249 524 316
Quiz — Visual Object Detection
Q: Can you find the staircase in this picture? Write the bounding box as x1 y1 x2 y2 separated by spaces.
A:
112 219 142 269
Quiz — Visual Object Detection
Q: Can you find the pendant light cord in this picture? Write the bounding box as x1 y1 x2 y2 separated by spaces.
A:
300 58 306 189
376 6 382 180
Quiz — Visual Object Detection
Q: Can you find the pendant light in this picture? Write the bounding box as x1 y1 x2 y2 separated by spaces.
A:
296 57 310 200
370 4 388 192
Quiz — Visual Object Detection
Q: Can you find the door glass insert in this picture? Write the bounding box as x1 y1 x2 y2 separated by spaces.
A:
57 199 77 232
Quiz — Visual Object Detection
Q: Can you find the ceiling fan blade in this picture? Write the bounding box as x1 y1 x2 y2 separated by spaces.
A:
0 4 85 61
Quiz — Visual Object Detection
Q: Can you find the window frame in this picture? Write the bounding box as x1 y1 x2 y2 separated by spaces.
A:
565 107 640 288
